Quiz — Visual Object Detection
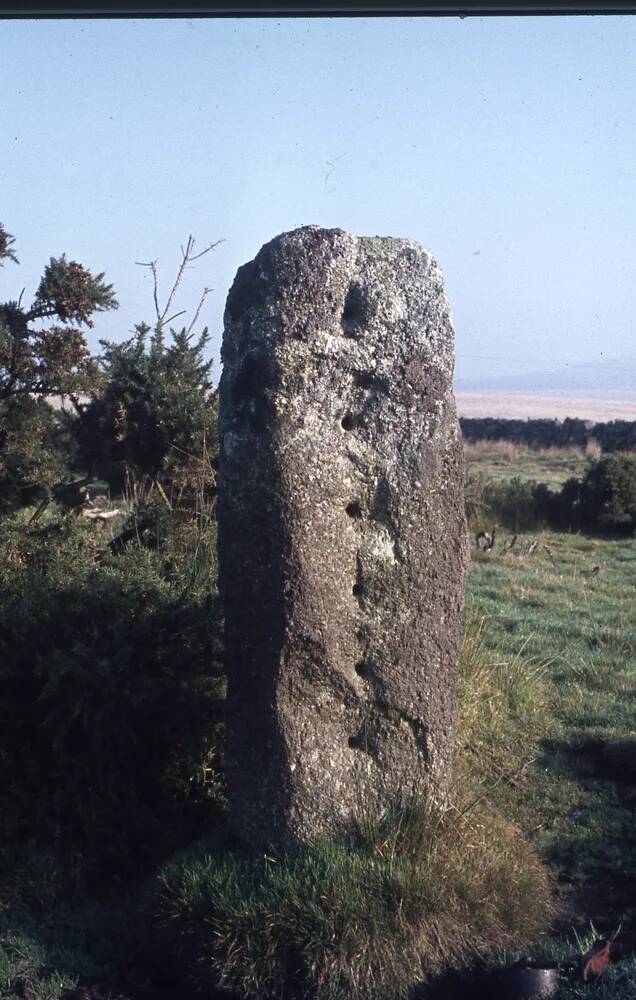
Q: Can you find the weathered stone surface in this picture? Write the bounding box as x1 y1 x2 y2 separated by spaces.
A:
218 226 468 850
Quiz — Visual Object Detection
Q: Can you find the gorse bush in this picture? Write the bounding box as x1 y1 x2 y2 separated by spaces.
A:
1 224 219 514
71 322 218 499
0 230 225 906
0 396 70 513
66 235 222 504
0 225 117 512
0 512 225 884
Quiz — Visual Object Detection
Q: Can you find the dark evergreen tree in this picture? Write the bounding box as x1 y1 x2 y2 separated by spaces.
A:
0 224 117 511
72 236 221 503
76 322 216 490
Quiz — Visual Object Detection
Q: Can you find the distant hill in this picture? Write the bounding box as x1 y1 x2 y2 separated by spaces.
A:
455 357 636 400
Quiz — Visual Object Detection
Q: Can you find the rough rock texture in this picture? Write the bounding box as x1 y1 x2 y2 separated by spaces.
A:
218 226 468 850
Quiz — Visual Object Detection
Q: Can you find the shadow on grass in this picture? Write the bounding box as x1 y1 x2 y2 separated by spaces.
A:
535 737 636 937
0 528 227 898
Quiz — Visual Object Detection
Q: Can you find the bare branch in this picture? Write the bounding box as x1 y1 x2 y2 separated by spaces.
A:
137 236 224 333
189 238 224 262
187 287 212 334
158 240 192 327
135 260 161 324
164 309 187 327
324 152 347 192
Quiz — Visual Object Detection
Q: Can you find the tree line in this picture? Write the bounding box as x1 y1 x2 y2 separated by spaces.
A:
461 416 636 452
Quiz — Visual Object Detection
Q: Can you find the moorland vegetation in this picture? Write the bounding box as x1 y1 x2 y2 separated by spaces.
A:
0 227 634 999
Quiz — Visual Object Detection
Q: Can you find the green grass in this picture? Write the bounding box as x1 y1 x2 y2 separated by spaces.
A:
1 446 635 999
464 531 636 934
150 800 551 1000
0 601 556 1000
0 901 136 1000
147 549 636 1000
460 438 636 994
464 441 594 487
142 610 563 1000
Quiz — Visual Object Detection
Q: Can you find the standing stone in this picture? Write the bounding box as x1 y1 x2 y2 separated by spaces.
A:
218 226 468 850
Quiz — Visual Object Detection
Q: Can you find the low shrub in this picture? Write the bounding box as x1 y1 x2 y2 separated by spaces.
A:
467 455 636 536
467 475 559 533
0 513 225 885
460 416 636 453
70 323 218 502
481 477 547 532
577 453 636 532
0 397 72 514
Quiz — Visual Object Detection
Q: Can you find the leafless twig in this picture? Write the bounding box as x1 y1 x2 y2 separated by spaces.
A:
135 259 161 323
136 235 224 332
324 152 347 192
188 287 213 334
163 310 187 327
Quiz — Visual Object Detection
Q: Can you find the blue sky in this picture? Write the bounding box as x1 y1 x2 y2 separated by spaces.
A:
2 15 635 382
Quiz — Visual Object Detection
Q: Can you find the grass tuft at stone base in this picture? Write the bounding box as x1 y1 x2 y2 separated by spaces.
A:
149 798 553 1000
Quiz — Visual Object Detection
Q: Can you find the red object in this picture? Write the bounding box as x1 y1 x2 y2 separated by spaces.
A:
581 939 612 981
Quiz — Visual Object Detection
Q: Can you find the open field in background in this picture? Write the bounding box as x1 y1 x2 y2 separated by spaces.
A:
463 533 636 930
464 440 598 487
456 393 636 422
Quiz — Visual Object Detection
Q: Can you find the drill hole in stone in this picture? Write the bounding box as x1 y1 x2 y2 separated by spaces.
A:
341 282 367 338
346 501 362 519
348 729 373 754
352 583 364 598
354 660 370 678
341 412 357 431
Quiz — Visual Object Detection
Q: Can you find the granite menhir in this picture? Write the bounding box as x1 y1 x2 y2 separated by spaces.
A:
218 226 468 850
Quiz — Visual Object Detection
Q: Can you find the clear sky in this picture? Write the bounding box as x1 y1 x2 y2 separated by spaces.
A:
2 15 635 382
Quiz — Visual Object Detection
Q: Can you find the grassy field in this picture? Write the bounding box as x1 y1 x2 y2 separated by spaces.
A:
459 442 636 996
464 440 597 487
1 443 634 999
464 532 635 926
